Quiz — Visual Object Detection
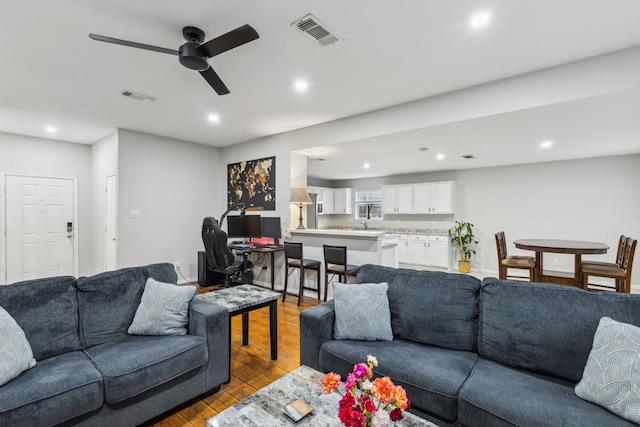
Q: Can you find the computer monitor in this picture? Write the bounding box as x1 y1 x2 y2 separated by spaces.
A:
260 217 282 245
227 215 261 238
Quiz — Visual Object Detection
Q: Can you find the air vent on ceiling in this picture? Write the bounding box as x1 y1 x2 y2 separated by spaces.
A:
292 14 340 46
121 90 157 102
462 154 476 159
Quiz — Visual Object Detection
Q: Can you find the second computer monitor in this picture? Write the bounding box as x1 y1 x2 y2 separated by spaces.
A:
260 217 282 245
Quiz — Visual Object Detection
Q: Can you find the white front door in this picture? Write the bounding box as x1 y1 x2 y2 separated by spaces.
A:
5 175 75 283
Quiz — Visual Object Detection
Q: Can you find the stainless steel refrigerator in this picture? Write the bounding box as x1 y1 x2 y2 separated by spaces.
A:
306 192 318 229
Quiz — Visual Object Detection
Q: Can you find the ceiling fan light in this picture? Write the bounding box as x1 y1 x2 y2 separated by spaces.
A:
179 42 209 71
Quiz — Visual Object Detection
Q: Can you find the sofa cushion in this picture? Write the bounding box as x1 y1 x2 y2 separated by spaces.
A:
128 278 197 336
575 316 640 423
458 358 635 427
77 263 177 347
356 264 481 351
84 335 207 404
0 306 36 386
0 276 81 360
479 278 640 383
0 351 103 427
332 282 392 341
319 338 478 422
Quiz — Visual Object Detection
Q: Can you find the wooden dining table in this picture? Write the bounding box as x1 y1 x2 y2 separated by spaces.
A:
514 239 609 287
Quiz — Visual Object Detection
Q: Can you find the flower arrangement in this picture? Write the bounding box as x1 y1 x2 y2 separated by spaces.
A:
321 355 410 427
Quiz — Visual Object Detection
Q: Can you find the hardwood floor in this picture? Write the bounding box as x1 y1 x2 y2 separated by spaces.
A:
148 286 321 427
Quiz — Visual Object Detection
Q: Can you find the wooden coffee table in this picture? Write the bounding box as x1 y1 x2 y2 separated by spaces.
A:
206 365 438 426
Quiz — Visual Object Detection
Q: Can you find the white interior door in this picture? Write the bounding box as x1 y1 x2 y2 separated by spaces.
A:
105 175 117 271
5 175 75 283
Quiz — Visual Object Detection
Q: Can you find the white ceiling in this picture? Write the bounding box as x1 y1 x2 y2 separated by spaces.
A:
1 1 640 179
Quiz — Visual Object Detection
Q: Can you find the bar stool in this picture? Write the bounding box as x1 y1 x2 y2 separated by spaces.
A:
323 245 361 301
282 242 321 306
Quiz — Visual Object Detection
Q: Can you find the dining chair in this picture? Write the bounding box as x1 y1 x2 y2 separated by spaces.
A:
582 237 636 293
282 241 321 305
323 245 361 301
581 235 627 270
495 231 536 281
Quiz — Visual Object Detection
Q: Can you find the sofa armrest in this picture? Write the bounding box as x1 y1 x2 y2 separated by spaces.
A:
188 298 230 391
300 300 335 371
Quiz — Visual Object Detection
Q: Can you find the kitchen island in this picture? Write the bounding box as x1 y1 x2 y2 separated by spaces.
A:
288 228 396 299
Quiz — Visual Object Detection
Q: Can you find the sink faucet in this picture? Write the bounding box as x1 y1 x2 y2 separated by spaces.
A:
361 221 369 230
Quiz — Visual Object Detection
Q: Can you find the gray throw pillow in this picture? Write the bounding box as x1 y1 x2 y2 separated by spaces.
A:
333 282 393 341
0 305 36 386
127 278 197 336
575 316 640 423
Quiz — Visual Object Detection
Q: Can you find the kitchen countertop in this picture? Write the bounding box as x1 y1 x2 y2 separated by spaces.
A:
320 226 449 236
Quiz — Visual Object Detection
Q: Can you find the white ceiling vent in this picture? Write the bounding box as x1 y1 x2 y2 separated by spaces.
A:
292 14 340 46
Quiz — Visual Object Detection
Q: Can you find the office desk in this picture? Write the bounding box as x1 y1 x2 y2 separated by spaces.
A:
250 245 284 291
198 246 284 289
514 239 609 287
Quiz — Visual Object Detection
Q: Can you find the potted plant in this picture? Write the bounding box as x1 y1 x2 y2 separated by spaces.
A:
448 221 478 273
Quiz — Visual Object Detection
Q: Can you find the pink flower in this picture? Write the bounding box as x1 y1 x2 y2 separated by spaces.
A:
345 373 357 391
372 409 390 427
352 363 369 379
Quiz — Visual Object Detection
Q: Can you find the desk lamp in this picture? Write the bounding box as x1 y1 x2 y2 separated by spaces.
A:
289 188 312 229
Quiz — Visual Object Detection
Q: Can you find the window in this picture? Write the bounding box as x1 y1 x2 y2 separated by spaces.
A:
355 191 383 220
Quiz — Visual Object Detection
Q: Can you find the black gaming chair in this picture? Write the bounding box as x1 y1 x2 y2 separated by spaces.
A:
201 217 244 287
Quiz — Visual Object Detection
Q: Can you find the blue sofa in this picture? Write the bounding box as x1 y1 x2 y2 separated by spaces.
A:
0 263 229 427
300 264 640 426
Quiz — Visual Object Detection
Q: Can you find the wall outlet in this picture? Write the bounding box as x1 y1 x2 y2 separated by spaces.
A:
173 261 180 270
553 259 560 266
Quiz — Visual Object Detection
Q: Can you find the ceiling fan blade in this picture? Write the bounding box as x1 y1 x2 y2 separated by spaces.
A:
200 67 230 95
198 24 259 58
89 34 179 56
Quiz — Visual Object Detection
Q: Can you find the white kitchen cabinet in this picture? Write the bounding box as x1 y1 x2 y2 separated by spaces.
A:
408 234 428 265
426 235 449 268
384 234 409 264
320 187 334 214
333 188 352 214
412 181 454 214
396 234 409 264
381 185 412 214
383 181 454 215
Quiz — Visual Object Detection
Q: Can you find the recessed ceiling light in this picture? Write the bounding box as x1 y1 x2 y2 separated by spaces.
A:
540 140 553 149
436 153 445 160
470 12 491 28
45 126 57 133
294 79 309 92
207 114 220 123
363 163 371 169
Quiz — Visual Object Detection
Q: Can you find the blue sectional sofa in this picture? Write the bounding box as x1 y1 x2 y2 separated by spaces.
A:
0 263 229 427
300 264 640 426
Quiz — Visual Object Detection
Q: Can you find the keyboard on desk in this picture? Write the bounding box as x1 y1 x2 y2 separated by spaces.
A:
229 243 251 250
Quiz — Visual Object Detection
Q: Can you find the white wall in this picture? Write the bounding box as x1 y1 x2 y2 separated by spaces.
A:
0 132 93 276
89 133 117 274
116 129 221 281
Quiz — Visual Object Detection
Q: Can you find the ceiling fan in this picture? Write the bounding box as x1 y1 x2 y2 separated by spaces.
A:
89 24 259 95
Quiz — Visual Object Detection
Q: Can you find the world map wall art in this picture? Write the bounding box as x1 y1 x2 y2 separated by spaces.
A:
227 156 276 211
